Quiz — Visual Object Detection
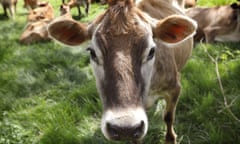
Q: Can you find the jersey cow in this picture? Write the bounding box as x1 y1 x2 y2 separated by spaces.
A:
27 1 54 22
47 0 197 143
23 0 39 9
62 0 90 18
20 2 54 44
186 3 240 42
0 0 17 18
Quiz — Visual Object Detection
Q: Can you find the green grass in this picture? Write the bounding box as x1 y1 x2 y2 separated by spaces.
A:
0 0 240 144
177 43 240 144
197 0 237 6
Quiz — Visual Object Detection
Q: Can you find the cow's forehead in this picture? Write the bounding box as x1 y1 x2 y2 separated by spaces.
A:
95 31 150 55
91 9 153 52
96 4 151 34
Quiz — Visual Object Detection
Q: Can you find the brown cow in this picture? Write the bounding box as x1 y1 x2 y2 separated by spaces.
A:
23 0 39 10
20 2 54 44
48 0 197 143
0 0 17 18
62 0 90 18
19 20 51 44
60 3 72 18
186 3 240 42
27 1 54 22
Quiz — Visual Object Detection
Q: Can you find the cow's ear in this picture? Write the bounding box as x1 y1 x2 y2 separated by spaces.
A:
153 15 197 44
47 18 89 46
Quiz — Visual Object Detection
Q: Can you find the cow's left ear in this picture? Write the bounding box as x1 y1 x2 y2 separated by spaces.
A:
153 15 197 44
47 17 89 46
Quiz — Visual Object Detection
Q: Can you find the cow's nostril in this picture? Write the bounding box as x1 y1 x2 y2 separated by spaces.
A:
106 120 145 140
106 122 120 140
133 120 145 138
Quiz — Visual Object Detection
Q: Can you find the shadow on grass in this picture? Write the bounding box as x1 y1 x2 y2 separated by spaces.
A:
0 12 28 20
0 14 9 20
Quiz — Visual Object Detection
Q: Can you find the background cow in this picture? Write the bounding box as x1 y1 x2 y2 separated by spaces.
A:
0 0 17 18
62 0 90 18
23 0 39 10
186 2 240 42
47 0 197 143
27 1 54 22
20 2 54 44
60 3 72 18
19 20 51 44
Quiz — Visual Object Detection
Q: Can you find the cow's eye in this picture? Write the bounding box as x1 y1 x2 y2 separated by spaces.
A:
147 47 155 61
86 47 98 62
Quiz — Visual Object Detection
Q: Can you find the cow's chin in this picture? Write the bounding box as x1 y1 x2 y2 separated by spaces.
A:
101 107 148 141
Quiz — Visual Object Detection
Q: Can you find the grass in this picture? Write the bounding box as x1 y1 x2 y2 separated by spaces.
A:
177 43 240 143
197 0 237 6
0 0 240 144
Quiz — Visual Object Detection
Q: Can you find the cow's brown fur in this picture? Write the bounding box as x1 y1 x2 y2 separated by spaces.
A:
136 1 194 143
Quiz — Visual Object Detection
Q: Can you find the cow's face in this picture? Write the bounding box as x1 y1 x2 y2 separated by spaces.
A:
47 2 196 141
89 12 156 140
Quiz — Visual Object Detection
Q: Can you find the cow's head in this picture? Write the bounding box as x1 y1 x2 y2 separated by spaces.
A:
47 0 196 142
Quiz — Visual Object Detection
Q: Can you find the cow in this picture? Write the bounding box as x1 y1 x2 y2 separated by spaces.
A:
62 0 90 18
47 0 197 143
19 20 51 44
60 3 72 18
0 0 17 18
186 3 240 43
20 2 54 44
27 1 54 22
23 0 39 10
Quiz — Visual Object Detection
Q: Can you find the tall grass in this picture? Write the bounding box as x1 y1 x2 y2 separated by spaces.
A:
0 0 240 144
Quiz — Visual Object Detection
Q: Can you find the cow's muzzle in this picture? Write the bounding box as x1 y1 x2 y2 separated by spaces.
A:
106 119 145 140
101 107 148 141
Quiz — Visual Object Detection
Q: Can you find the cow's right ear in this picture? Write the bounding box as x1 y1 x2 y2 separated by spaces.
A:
47 18 89 46
153 15 197 44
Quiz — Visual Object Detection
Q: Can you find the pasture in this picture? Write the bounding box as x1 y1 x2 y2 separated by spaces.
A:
0 0 239 144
